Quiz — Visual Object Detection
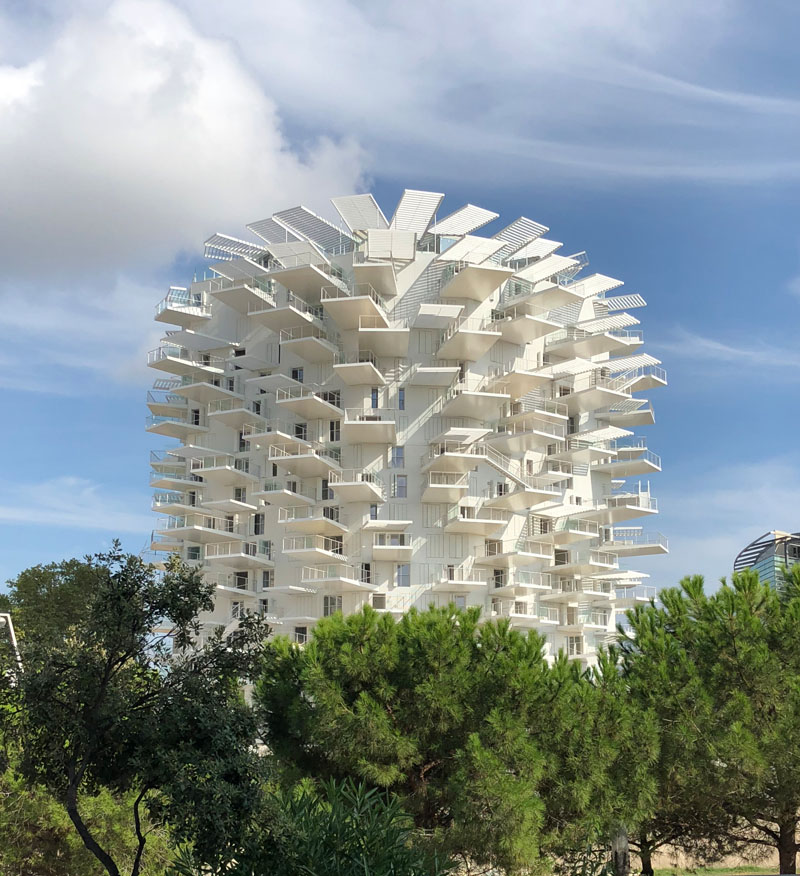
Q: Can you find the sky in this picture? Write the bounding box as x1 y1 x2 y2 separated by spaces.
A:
1 0 800 590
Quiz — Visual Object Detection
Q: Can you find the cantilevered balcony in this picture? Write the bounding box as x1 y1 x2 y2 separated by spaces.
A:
241 420 311 452
147 345 226 378
149 531 183 553
278 505 348 536
275 386 342 419
210 276 275 314
537 460 574 484
483 358 553 399
201 493 259 515
540 577 615 603
189 455 260 487
491 303 562 344
151 490 201 516
430 563 489 591
248 290 323 332
145 413 208 441
485 416 566 454
440 379 511 419
422 471 470 503
149 452 204 490
546 327 643 359
268 257 346 303
490 598 560 629
352 250 398 298
483 477 563 511
614 584 658 608
156 513 242 545
549 550 618 577
502 397 568 424
283 535 346 563
333 350 386 386
438 260 514 302
372 532 413 561
592 439 662 477
597 400 656 428
602 529 668 557
489 570 553 597
473 539 554 568
252 477 316 507
172 371 244 404
557 608 611 633
208 398 266 429
342 408 397 444
444 504 511 536
619 365 667 394
204 540 274 570
269 443 341 478
301 564 376 593
321 284 389 330
421 441 485 474
529 516 600 545
555 372 632 415
437 317 501 361
146 388 188 418
405 362 462 387
154 287 211 327
358 316 410 357
584 490 659 524
328 469 385 503
279 326 339 363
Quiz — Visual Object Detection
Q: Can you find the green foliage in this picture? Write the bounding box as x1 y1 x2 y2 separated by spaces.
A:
621 569 800 872
0 542 269 876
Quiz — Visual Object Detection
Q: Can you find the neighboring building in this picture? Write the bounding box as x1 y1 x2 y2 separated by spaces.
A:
733 531 800 586
146 190 667 663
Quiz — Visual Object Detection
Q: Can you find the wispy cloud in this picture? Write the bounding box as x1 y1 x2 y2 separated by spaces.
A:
655 328 800 371
0 477 153 536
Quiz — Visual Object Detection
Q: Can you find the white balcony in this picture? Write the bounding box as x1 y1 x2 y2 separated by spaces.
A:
406 364 462 387
540 577 615 603
483 478 563 511
301 564 376 593
321 284 389 330
557 372 633 415
486 416 566 454
241 420 311 452
358 316 410 357
145 414 208 441
440 381 511 419
502 397 568 424
332 350 386 386
190 455 260 487
268 260 344 303
618 365 667 394
154 287 212 328
149 467 203 491
593 443 661 478
444 504 510 536
536 461 575 484
548 438 612 465
352 252 398 298
438 260 514 302
614 584 658 608
201 495 259 515
421 471 470 503
602 529 668 557
268 443 341 478
278 505 348 536
248 291 323 331
530 516 600 545
362 515 413 532
585 491 659 524
204 541 274 570
431 564 489 591
328 469 385 503
279 326 339 364
341 409 397 444
484 359 553 399
437 317 501 361
283 535 346 563
597 401 656 428
173 372 243 404
491 303 562 345
489 599 560 629
207 398 266 429
474 539 554 568
210 276 275 314
151 491 201 516
421 441 484 474
252 478 316 507
149 531 183 553
157 513 243 545
275 386 343 419
549 550 618 576
372 533 413 561
146 388 188 418
147 345 226 378
489 570 553 597
558 609 611 633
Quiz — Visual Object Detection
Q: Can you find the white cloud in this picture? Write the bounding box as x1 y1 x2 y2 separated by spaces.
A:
655 328 800 373
0 477 153 535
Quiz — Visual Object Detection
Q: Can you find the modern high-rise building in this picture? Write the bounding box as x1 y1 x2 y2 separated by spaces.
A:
146 190 667 663
734 530 800 587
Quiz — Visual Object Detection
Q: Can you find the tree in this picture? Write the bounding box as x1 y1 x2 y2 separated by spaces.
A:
0 543 269 876
620 569 800 873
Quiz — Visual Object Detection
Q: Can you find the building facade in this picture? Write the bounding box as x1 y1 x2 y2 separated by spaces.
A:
147 190 667 663
733 530 800 587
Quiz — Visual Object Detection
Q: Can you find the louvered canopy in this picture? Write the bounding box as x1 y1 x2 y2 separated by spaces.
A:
273 206 355 253
389 189 444 234
331 194 388 232
246 218 301 245
430 204 498 237
436 235 507 264
203 233 267 262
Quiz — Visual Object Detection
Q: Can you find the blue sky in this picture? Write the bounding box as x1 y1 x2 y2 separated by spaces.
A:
1 0 800 589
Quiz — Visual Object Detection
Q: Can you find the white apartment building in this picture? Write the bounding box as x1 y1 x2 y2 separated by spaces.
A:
146 190 666 663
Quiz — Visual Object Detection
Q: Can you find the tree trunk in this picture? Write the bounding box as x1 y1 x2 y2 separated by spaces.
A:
638 834 654 876
778 820 797 875
65 783 121 876
611 826 631 876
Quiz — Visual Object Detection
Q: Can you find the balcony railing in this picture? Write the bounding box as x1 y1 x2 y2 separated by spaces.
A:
210 275 275 307
615 584 657 601
276 386 343 409
147 345 226 370
302 564 362 583
206 541 272 561
440 564 488 584
333 350 379 367
343 408 396 424
439 316 498 344
426 471 470 488
208 397 265 416
160 514 239 535
373 533 412 547
279 506 345 526
146 390 187 407
259 479 316 501
503 398 568 419
190 456 261 478
279 325 339 345
284 536 346 558
447 505 511 525
269 443 341 466
329 469 383 488
321 283 386 310
242 419 308 441
155 287 210 318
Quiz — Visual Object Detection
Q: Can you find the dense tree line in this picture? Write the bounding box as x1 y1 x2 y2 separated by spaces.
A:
2 545 800 875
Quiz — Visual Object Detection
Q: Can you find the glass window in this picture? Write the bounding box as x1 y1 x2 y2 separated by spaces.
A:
398 388 405 411
262 570 273 589
392 475 407 499
329 420 341 442
372 593 386 610
396 563 410 588
291 367 304 383
361 562 371 584
371 387 379 408
369 504 378 520
186 546 201 561
294 626 308 644
234 571 248 589
323 595 343 617
390 446 405 468
253 513 265 536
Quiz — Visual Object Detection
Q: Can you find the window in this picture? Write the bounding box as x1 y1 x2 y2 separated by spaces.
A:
371 387 379 408
567 636 583 657
226 377 236 392
493 569 506 588
390 446 405 468
329 419 341 442
272 463 278 477
231 601 243 619
234 571 248 590
291 367 304 383
321 479 333 501
396 563 410 588
397 387 405 411
369 504 378 521
372 593 386 610
187 490 197 507
294 626 308 644
190 408 200 425
186 546 201 561
392 474 407 499
238 431 247 452
259 598 271 616
361 562 372 584
262 570 273 589
234 487 245 503
294 422 308 441
453 594 466 611
253 513 265 536
323 595 343 617
252 399 261 416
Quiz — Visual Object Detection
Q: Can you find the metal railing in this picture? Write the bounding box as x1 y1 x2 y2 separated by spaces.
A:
503 398 568 419
279 506 345 526
146 390 187 408
147 345 226 369
159 514 239 535
276 386 342 408
333 349 378 367
605 530 667 550
242 419 307 441
439 316 499 345
373 533 412 547
321 283 385 310
426 471 470 488
205 541 272 561
211 276 275 307
284 536 346 558
447 505 511 525
615 584 657 601
493 416 567 441
440 564 488 584
279 325 338 345
155 287 210 318
190 456 261 478
329 469 383 487
258 479 316 501
208 397 265 416
269 443 341 466
343 407 395 424
301 563 360 583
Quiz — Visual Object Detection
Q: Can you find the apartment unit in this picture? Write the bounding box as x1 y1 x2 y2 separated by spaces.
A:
734 530 800 587
146 190 666 663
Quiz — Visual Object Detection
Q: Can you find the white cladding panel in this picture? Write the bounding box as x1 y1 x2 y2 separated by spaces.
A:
437 235 507 264
247 218 302 245
332 194 389 232
430 204 498 236
389 189 445 234
366 230 417 261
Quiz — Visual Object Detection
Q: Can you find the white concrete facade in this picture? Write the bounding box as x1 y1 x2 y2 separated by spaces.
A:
146 190 666 663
